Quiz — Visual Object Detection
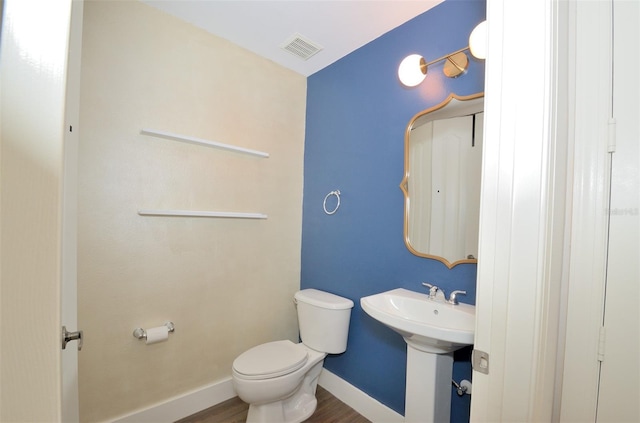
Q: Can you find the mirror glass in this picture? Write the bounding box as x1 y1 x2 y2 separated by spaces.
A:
400 93 484 268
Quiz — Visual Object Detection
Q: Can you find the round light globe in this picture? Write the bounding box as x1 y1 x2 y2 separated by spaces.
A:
469 20 487 60
398 54 427 87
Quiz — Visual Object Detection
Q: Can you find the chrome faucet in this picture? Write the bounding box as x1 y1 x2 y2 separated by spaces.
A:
447 290 467 305
421 283 446 301
422 283 467 305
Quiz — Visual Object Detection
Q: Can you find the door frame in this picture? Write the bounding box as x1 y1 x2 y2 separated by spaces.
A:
62 1 84 421
561 1 640 420
559 1 613 420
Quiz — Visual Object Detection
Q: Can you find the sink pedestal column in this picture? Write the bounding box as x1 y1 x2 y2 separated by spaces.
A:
404 344 453 423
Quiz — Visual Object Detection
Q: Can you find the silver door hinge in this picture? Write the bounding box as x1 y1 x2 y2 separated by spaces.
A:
472 349 490 374
597 326 606 362
607 118 616 153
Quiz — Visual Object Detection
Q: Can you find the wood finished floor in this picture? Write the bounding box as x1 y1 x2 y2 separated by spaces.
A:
175 386 371 423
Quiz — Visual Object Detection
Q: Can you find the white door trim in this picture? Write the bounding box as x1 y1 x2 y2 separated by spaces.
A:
62 1 84 421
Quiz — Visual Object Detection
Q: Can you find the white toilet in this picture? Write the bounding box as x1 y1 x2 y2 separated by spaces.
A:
232 289 354 423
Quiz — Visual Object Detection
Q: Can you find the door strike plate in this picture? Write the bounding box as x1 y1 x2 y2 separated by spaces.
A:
472 349 489 374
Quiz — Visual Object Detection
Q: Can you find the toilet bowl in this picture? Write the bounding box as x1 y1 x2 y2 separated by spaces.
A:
232 341 325 422
231 289 354 423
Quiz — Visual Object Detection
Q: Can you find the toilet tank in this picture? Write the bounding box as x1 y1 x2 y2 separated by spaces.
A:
294 289 354 354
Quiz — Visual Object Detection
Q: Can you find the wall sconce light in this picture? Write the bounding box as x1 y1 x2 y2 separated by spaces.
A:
468 20 487 60
398 20 487 87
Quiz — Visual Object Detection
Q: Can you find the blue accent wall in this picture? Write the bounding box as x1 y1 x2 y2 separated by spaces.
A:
301 1 485 421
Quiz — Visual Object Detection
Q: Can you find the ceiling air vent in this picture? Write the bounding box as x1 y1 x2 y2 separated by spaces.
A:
280 33 323 61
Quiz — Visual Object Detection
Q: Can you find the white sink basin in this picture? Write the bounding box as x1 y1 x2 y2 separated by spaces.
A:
361 288 475 353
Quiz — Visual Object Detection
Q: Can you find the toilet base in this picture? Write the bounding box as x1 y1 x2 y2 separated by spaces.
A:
247 394 317 423
245 360 323 423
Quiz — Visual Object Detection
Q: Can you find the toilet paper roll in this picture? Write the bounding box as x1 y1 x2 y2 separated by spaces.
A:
145 326 169 345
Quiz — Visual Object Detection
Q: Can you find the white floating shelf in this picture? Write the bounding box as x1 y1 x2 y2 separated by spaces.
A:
141 129 269 158
138 209 268 219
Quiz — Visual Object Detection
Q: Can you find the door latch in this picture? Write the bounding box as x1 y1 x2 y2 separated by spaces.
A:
62 326 83 351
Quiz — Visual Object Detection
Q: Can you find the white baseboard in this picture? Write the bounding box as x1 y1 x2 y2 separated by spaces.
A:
319 369 404 423
110 369 402 423
111 377 235 423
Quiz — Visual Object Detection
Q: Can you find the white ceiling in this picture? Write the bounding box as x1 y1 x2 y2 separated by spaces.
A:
141 0 445 77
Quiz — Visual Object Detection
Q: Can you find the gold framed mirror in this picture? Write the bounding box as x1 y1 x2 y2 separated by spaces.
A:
400 92 484 268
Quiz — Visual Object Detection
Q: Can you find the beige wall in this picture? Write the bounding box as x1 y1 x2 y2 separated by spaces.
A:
77 1 306 421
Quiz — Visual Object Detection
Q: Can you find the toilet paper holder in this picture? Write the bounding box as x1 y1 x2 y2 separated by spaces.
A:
133 322 175 340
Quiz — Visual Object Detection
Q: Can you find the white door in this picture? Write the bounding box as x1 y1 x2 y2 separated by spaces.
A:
0 0 74 420
469 0 568 420
471 1 638 420
595 1 639 420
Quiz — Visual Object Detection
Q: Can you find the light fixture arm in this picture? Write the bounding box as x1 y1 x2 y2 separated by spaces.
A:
423 46 470 68
398 44 482 87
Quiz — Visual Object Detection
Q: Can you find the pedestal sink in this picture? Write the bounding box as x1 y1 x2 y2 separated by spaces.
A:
361 288 475 423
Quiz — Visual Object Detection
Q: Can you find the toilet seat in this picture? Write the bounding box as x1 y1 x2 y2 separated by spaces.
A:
233 340 308 380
